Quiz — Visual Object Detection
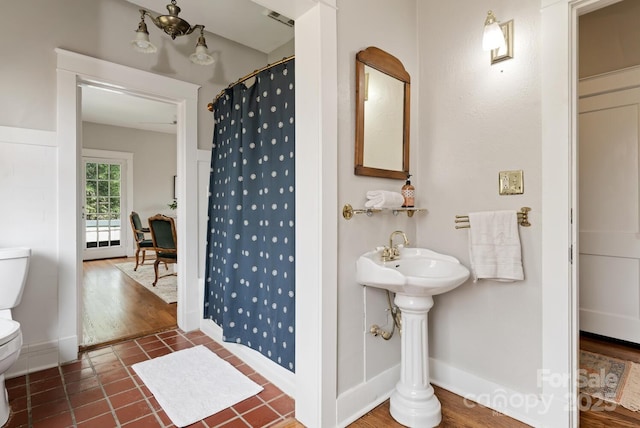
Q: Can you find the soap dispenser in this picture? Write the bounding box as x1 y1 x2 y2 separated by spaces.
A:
401 173 415 207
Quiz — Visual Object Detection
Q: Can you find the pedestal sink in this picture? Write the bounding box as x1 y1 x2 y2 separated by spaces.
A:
356 247 470 428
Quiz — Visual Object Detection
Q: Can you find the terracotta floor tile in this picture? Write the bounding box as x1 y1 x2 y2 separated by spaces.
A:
235 363 256 377
88 346 114 357
4 409 28 427
92 359 125 375
8 394 27 412
115 399 154 424
28 367 60 382
5 375 26 389
203 407 238 426
103 377 136 396
248 372 269 386
116 345 147 359
73 399 111 423
242 405 280 427
215 348 233 359
226 355 243 367
30 386 67 407
29 376 63 394
219 416 251 427
62 367 95 383
31 398 71 422
31 410 73 428
7 383 27 400
121 353 150 367
168 341 194 352
97 366 130 384
121 413 163 427
76 411 117 428
89 351 119 366
109 387 145 409
257 383 283 402
69 386 106 408
146 346 172 359
268 395 295 417
113 340 142 351
233 396 263 414
65 376 100 394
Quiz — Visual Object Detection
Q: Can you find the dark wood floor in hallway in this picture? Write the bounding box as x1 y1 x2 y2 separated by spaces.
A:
82 257 177 350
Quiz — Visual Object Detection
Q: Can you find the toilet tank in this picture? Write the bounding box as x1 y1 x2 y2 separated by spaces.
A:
0 248 31 310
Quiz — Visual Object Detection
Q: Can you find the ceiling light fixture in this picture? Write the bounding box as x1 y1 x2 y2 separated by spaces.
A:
131 0 214 66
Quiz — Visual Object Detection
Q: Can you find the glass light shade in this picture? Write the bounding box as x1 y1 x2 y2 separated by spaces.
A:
483 22 506 51
190 44 214 65
131 31 157 53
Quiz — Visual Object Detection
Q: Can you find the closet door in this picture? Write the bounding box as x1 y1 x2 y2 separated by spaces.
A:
579 81 640 343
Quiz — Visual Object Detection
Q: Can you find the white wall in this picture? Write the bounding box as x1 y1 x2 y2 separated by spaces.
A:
335 0 418 421
417 0 542 403
0 0 268 150
83 122 177 223
0 128 59 375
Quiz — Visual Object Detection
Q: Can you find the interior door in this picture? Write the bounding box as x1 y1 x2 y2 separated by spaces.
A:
579 83 640 343
82 157 127 260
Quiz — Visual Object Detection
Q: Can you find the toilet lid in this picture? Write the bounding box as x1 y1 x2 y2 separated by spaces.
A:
0 319 20 346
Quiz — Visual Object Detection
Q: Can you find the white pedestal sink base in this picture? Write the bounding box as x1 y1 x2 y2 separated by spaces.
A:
389 294 442 428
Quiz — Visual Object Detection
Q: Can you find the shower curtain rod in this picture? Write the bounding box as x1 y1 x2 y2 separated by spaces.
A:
208 55 295 111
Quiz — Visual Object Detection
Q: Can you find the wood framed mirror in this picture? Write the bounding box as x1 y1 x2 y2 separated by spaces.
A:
355 46 410 179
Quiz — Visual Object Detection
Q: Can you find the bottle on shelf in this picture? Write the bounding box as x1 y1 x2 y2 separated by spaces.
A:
401 173 415 208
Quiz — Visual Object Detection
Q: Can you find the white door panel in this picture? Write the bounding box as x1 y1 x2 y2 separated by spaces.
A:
579 82 640 343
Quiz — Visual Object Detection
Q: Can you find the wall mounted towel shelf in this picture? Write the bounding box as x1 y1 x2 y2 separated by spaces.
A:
342 203 426 220
454 207 532 229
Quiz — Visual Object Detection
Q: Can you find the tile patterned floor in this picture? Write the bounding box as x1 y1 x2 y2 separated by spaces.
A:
4 329 295 428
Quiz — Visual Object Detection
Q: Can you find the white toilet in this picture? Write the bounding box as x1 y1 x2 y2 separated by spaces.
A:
0 248 30 426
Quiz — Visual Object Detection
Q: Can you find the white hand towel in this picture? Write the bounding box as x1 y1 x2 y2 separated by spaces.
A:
364 190 404 208
468 210 524 282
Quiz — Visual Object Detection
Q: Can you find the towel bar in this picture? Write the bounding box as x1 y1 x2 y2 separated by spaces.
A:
454 207 531 229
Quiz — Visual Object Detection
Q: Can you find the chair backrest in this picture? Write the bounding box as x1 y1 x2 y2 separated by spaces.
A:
148 214 177 252
130 211 146 242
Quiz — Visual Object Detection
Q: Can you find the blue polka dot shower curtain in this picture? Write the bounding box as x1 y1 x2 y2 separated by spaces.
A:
204 60 295 372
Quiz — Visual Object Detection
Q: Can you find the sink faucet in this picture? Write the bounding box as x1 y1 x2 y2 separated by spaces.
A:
381 230 410 262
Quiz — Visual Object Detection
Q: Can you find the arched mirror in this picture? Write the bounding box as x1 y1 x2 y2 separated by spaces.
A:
355 46 410 179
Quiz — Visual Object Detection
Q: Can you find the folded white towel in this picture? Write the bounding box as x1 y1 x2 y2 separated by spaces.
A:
468 210 524 282
364 190 404 208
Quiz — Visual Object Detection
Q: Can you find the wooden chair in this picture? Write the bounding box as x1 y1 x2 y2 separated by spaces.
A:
129 211 154 271
147 214 177 286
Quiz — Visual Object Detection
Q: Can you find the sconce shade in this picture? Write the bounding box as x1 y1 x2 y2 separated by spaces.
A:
190 34 215 65
131 18 158 53
483 10 506 51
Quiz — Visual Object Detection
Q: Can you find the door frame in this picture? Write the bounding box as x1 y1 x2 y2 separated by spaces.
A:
56 49 201 363
81 149 134 261
540 0 625 426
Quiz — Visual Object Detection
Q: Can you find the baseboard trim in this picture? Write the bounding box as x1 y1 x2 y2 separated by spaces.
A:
7 339 60 378
336 364 398 427
199 319 296 398
430 357 544 427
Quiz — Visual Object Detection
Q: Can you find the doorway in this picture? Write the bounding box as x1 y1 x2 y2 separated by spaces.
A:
79 87 179 347
56 49 201 364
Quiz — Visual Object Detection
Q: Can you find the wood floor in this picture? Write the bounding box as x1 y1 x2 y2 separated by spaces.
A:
81 257 177 350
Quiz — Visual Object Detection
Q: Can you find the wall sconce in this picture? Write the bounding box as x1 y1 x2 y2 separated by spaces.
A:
131 0 214 66
482 10 514 65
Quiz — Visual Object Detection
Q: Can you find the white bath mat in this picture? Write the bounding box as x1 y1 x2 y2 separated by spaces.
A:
132 345 263 427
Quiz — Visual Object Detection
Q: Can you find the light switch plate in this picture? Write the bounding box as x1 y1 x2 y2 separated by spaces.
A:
499 170 524 195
